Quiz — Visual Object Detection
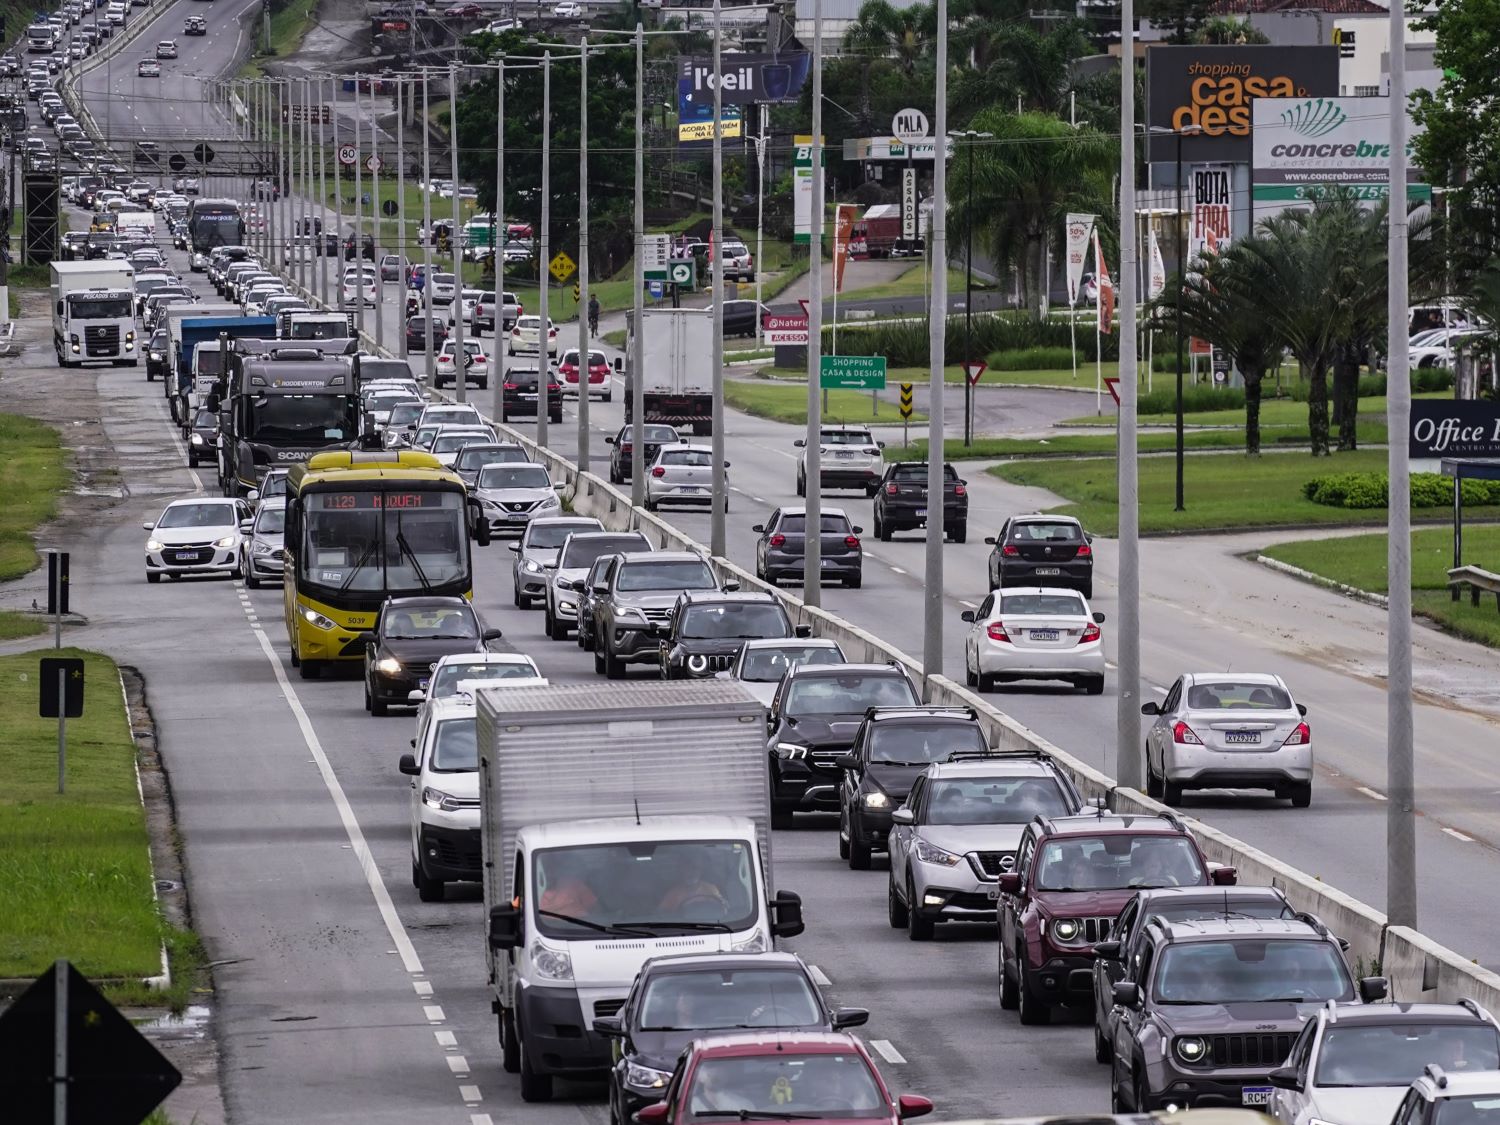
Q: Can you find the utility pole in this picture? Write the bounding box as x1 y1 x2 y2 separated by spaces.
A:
493 59 505 422
449 62 465 404
422 69 436 383
803 0 823 606
923 0 948 678
397 76 407 357
1386 0 1416 929
1115 0 1142 791
301 78 312 295
537 51 551 446
709 0 727 557
353 76 366 341
371 78 385 354
333 78 345 320
576 38 590 472
632 26 646 506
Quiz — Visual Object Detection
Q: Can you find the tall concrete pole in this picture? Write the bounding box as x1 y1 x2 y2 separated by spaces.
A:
1115 0 1142 791
709 0 726 556
353 76 366 341
449 63 465 403
333 79 345 320
492 59 505 420
537 51 551 446
301 77 312 295
576 39 591 472
371 78 385 355
319 77 330 309
398 77 408 358
422 69 436 383
1386 0 1416 928
632 26 646 506
803 0 823 606
922 0 947 676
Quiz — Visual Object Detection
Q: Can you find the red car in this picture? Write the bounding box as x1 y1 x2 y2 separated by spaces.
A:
446 3 483 15
637 1032 933 1125
556 347 613 401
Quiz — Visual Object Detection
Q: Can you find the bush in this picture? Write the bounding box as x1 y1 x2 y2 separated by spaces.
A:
1303 471 1500 509
828 312 1122 367
985 346 1075 371
1138 385 1246 415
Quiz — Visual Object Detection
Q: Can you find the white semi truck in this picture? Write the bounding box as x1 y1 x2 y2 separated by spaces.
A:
476 680 804 1102
49 260 138 368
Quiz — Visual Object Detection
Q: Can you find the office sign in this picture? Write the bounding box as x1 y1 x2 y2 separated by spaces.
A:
891 108 929 145
1145 45 1338 162
1410 401 1500 459
793 137 823 245
677 52 810 107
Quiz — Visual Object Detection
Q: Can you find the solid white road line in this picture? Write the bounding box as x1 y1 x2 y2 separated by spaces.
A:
869 1039 907 1065
1443 827 1474 843
248 627 425 973
1357 786 1388 802
808 965 832 987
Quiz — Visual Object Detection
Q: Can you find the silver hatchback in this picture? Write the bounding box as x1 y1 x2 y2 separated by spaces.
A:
644 444 728 511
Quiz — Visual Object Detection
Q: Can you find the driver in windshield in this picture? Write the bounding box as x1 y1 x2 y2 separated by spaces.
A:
540 853 598 917
1134 842 1197 887
656 853 725 913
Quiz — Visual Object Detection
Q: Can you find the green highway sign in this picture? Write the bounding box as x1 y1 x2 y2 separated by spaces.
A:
819 354 887 390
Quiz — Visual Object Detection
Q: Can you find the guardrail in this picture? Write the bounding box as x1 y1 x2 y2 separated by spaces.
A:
1448 564 1500 610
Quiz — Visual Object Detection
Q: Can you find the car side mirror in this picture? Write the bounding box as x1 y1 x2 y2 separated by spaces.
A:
1112 981 1141 1008
592 1014 624 1038
751 524 764 533
508 542 520 553
794 624 812 638
890 807 915 826
407 689 426 703
834 753 858 770
876 441 887 450
246 489 261 502
488 902 523 951
983 536 997 545
771 889 804 938
1359 976 1389 1003
1140 702 1160 715
398 753 419 776
960 610 976 623
356 631 377 645
1093 612 1106 623
852 526 864 535
637 1105 670 1125
613 357 624 373
897 1094 933 1120
1211 866 1238 886
482 627 503 642
721 579 740 592
1093 940 1122 961
553 481 566 491
1267 1065 1302 1092
792 438 806 448
1297 703 1308 717
141 521 155 530
997 871 1022 895
239 519 253 533
831 1006 869 1031
604 435 616 445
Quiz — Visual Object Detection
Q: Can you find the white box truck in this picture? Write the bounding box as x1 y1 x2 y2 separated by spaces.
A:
477 680 803 1103
626 307 715 435
49 260 138 368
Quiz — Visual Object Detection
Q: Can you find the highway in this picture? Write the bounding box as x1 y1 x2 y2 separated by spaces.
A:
43 19 1500 1122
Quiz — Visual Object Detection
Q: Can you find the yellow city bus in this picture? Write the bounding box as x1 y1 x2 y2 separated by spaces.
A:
282 451 486 678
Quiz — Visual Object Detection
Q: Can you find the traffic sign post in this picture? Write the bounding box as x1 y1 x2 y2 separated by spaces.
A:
365 154 382 174
819 354 887 390
961 361 987 446
337 144 357 166
572 283 580 304
641 234 672 281
899 381 914 449
667 258 694 286
1103 376 1121 406
40 656 83 794
47 549 68 648
549 249 576 284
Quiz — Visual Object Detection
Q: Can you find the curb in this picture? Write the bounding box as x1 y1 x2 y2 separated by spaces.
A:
1254 554 1390 608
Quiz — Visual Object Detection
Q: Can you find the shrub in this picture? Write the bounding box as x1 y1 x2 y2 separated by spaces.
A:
1138 385 1246 415
985 346 1075 371
1303 471 1500 509
828 312 1123 367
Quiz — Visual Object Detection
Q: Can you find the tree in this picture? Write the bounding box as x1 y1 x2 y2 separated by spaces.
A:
842 0 937 76
946 109 1114 319
948 20 1092 123
1193 16 1269 44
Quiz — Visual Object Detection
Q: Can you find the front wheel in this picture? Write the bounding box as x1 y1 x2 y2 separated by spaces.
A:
299 659 322 680
413 857 445 902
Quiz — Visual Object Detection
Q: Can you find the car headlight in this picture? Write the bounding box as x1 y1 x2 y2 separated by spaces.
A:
1051 918 1084 944
1175 1036 1208 1065
730 927 767 953
421 787 464 812
529 940 573 981
190 433 204 445
301 608 337 630
539 494 559 508
625 1062 672 1092
522 559 543 573
252 540 275 555
686 653 710 673
213 535 235 548
149 350 162 361
558 599 576 612
376 656 402 674
616 607 647 623
774 742 808 760
481 498 502 510
914 839 962 867
863 791 890 808
145 538 164 552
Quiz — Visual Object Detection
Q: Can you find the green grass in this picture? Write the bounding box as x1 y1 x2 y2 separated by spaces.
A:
837 265 969 303
725 381 923 426
0 649 164 980
239 0 318 74
989 448 1495 536
0 415 69 582
1261 527 1500 650
0 612 47 640
1064 392 1444 431
883 422 1389 462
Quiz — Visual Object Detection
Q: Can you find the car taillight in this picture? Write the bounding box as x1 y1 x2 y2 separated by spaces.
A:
1077 542 1093 557
511 327 520 336
503 382 517 390
1282 722 1310 747
769 533 786 547
620 443 632 453
1173 721 1202 745
547 382 561 391
954 484 966 497
1080 622 1100 643
986 622 1011 643
844 535 860 548
1002 544 1019 557
885 483 898 495
650 466 666 477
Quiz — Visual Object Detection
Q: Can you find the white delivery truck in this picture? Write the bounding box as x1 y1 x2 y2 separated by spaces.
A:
50 260 138 368
626 307 714 435
115 211 158 241
477 680 804 1102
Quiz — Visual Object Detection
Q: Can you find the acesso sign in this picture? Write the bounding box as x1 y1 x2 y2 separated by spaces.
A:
1145 45 1338 162
1410 402 1500 459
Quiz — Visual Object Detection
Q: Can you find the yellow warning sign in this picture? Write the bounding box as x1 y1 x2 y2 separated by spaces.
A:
572 283 581 304
549 249 577 284
899 382 914 420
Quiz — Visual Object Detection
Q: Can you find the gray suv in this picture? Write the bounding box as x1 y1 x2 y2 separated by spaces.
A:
590 551 727 679
1105 915 1387 1113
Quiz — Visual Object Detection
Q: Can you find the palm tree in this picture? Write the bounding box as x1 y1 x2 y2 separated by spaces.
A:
946 109 1114 319
842 0 936 75
949 21 1091 121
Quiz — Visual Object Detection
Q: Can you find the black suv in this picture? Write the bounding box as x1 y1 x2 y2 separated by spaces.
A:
873 462 969 543
986 514 1094 598
1105 915 1385 1113
500 364 563 424
657 591 807 680
765 663 921 829
835 707 988 869
997 811 1236 1026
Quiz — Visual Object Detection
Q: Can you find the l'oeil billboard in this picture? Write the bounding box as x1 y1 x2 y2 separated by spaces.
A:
1145 45 1338 162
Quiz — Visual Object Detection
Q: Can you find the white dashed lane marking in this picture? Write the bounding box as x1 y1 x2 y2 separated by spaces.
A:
1357 786 1388 802
869 1039 907 1065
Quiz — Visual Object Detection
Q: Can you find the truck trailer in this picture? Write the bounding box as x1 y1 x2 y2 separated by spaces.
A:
624 307 715 434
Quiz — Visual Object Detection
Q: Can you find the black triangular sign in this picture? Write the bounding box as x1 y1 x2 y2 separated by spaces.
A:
0 961 182 1124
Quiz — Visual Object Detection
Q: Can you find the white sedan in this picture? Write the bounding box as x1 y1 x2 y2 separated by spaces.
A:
507 315 557 357
434 338 490 390
341 270 378 306
553 0 583 16
143 497 251 583
961 586 1105 695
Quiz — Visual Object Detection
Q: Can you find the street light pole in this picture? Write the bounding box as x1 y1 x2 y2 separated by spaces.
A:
804 0 823 607
924 0 948 679
449 62 465 405
537 50 551 447
1174 128 1185 512
632 25 646 507
576 38 590 473
960 129 990 447
493 58 506 423
709 0 726 558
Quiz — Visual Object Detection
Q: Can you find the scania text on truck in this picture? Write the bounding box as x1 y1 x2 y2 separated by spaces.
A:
479 680 804 1102
50 261 139 368
625 307 715 435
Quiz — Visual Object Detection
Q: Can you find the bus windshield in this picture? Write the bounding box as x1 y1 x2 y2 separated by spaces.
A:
301 490 468 595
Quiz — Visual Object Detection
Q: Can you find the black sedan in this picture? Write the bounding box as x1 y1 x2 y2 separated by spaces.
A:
187 408 218 468
721 298 770 339
362 596 502 716
605 423 681 485
595 952 867 1125
984 514 1094 598
405 314 447 352
145 329 171 381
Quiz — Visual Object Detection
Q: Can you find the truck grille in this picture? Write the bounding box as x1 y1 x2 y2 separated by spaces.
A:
85 324 120 356
431 831 482 873
969 851 1015 880
504 500 536 513
593 998 625 1019
1208 1033 1296 1069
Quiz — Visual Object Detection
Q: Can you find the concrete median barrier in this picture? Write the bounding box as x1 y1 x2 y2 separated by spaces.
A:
1383 925 1500 1010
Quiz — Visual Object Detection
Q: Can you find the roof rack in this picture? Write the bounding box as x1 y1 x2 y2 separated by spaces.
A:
944 748 1050 763
1154 810 1187 832
1457 997 1497 1024
1291 910 1332 940
862 705 978 722
1030 813 1057 835
1324 998 1340 1024
1425 1063 1449 1090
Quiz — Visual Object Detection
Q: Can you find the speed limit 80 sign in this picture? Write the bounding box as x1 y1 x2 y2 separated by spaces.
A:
337 144 358 166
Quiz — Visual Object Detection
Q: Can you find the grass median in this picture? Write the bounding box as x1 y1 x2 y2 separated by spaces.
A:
0 414 69 583
725 380 921 426
989 448 1500 536
882 426 1386 462
0 648 165 983
1261 527 1500 650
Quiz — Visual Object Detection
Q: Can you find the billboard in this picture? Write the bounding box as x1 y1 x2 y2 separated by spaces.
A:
1191 164 1232 256
677 52 811 108
793 137 822 245
1145 45 1339 162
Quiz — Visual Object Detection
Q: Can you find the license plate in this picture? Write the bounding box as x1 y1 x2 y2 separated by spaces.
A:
520 393 537 401
418 679 429 689
171 551 196 562
986 886 1000 900
835 451 854 459
679 486 703 493
1225 731 1262 745
1034 567 1061 576
1242 1087 1272 1107
915 508 926 517
1029 630 1060 642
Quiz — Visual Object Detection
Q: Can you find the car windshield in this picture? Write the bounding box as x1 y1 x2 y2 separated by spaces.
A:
192 409 215 429
925 776 1071 824
383 605 477 640
1034 834 1206 891
1185 681 1293 710
557 535 648 569
1314 1025 1500 1088
1434 1096 1500 1123
738 645 845 683
776 515 852 535
157 502 236 529
868 721 985 764
623 425 679 443
639 968 823 1032
685 1053 883 1120
68 296 133 319
660 450 715 468
783 673 918 716
365 390 415 408
388 403 424 427
260 475 287 500
478 465 551 490
429 717 477 772
821 431 872 447
249 395 356 443
526 522 600 550
680 603 788 640
1012 521 1081 543
1153 939 1352 1004
254 508 285 535
532 839 759 939
1000 594 1087 616
616 559 718 592
429 660 537 698
458 447 526 471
